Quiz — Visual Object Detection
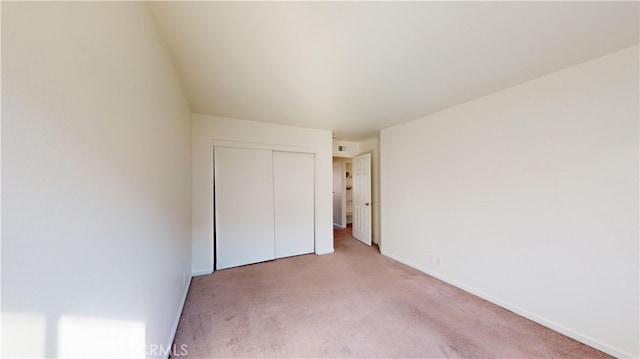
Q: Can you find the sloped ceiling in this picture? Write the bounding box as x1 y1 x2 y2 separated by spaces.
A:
149 2 638 140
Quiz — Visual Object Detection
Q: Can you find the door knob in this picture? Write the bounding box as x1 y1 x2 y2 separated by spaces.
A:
365 202 370 206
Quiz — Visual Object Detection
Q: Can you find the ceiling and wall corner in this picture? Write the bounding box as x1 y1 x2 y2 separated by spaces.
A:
148 1 638 141
2 1 638 358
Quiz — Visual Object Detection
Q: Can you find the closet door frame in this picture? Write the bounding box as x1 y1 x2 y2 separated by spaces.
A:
212 140 317 270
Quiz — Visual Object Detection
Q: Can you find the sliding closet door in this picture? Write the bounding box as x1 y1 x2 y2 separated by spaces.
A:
215 147 275 270
273 151 315 258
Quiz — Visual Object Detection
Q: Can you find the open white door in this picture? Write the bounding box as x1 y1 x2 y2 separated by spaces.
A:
352 153 371 246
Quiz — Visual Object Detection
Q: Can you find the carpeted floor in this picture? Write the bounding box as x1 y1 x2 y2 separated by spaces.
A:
172 227 610 358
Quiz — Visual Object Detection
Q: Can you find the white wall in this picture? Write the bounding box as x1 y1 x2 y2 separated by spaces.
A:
192 114 334 275
2 3 192 358
333 140 361 158
381 45 639 357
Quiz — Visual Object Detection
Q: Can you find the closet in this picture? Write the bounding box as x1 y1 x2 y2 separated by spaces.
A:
214 146 315 270
345 161 353 224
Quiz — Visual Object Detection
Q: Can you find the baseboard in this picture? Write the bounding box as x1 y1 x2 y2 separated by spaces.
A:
191 268 214 277
316 248 334 255
333 223 347 229
380 250 634 359
164 275 192 359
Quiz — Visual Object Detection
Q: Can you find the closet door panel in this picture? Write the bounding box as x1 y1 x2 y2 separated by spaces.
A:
273 151 315 258
215 147 275 270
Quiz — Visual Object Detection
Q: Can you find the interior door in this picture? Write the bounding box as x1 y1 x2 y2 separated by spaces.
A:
214 147 275 270
273 151 315 258
352 153 372 245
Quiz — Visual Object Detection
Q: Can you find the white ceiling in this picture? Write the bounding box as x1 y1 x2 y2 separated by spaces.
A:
149 2 639 141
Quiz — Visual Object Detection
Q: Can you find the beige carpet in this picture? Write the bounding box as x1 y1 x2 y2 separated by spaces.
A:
173 227 610 358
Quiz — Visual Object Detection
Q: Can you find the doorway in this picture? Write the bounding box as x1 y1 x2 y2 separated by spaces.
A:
332 138 380 248
332 154 371 246
332 157 347 229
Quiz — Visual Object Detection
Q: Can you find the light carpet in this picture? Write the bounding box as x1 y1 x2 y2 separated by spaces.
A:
172 227 610 358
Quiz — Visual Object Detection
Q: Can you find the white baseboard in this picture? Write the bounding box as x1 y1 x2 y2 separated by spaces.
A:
316 248 334 255
333 223 347 229
165 275 192 359
191 268 214 277
380 250 633 359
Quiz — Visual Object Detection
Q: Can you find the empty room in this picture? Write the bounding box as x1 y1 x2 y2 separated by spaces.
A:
2 1 638 358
